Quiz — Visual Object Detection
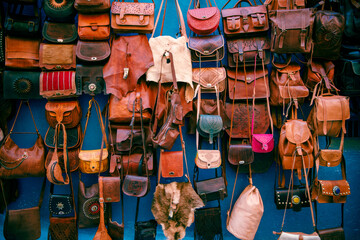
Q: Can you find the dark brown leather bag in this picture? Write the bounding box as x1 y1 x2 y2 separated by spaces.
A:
39 43 76 70
78 13 110 41
76 65 106 96
74 0 110 13
318 228 345 240
228 139 254 165
5 36 40 69
45 100 82 128
0 101 45 179
44 125 81 150
76 40 110 64
109 152 154 177
46 148 79 172
265 0 305 11
42 21 78 44
112 125 151 153
188 35 225 62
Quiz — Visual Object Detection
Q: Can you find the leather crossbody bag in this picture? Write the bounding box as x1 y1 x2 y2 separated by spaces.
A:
192 67 226 94
134 197 157 240
188 34 225 62
76 40 111 64
195 206 223 239
5 36 40 69
74 0 110 13
42 21 78 44
40 71 81 99
39 43 76 70
3 70 41 99
45 100 82 128
78 13 110 41
76 65 106 96
187 0 220 35
0 101 45 179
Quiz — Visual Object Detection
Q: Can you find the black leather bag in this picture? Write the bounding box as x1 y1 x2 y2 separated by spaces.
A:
3 71 41 99
43 0 76 22
134 197 157 240
194 207 223 240
341 0 360 41
335 57 360 96
274 185 310 211
45 125 81 149
76 65 106 95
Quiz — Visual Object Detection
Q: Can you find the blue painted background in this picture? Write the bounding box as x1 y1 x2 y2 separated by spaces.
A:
1 0 360 239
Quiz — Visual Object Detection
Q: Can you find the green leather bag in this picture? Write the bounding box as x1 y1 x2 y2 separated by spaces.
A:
3 71 41 99
197 114 223 144
45 125 82 149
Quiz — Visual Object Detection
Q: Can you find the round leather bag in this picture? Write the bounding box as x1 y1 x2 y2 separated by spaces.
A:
43 0 76 22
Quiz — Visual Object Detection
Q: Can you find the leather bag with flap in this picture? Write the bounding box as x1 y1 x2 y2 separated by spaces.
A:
109 152 154 177
113 126 151 153
46 148 79 173
45 125 81 149
188 35 225 62
312 179 350 203
160 150 183 178
39 43 76 70
99 176 120 202
5 36 40 69
228 139 254 165
76 40 110 64
305 61 335 92
265 0 305 11
78 13 110 41
74 0 111 13
3 71 41 99
42 21 78 44
192 67 226 93
76 65 106 95
40 71 80 99
197 115 223 144
187 0 220 35
45 100 82 128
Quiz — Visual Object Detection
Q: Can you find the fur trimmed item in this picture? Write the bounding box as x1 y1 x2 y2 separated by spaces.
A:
151 181 204 240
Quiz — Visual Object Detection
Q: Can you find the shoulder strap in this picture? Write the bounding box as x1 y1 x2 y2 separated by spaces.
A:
8 100 39 136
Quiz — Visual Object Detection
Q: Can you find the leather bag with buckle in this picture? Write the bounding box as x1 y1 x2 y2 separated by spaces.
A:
39 43 76 70
74 0 110 13
5 36 40 69
187 0 220 35
76 65 106 96
78 13 110 41
76 40 110 64
42 21 78 44
40 71 81 99
45 100 82 128
3 71 41 99
188 34 225 62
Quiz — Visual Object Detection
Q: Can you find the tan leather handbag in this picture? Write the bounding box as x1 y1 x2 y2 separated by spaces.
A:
5 36 40 69
192 67 226 94
45 100 82 128
39 43 76 70
78 13 110 41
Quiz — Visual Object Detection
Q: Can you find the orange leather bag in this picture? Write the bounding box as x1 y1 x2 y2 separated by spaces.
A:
78 13 110 41
5 36 40 69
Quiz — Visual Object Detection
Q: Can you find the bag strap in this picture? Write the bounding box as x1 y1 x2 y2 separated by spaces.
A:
8 100 39 136
222 0 259 9
98 176 109 236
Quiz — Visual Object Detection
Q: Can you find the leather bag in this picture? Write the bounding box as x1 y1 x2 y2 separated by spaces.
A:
42 21 78 44
335 57 360 96
93 180 111 240
5 36 40 69
111 0 155 33
341 0 360 40
160 150 183 178
187 0 220 35
228 139 254 165
40 71 80 99
45 100 82 128
0 101 45 179
195 207 223 240
109 152 154 176
197 115 223 144
46 148 79 172
227 36 270 67
43 0 76 22
195 150 221 169
76 40 110 64
265 0 305 11
276 232 320 240
275 185 310 210
221 0 269 37
78 13 110 41
49 188 73 216
269 8 315 53
3 71 41 99
188 34 225 62
44 122 80 147
194 171 227 204
318 227 345 240
74 0 110 13
76 65 106 95
304 61 335 93
39 43 76 70
99 176 120 202
112 125 151 153
192 67 226 93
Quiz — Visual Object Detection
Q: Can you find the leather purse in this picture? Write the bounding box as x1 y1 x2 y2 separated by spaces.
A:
109 152 154 176
160 150 183 178
40 71 80 99
112 125 151 153
195 150 221 169
111 0 155 33
78 13 110 41
46 148 79 172
312 179 350 203
305 61 335 93
269 8 315 53
195 207 223 240
187 0 220 35
74 0 110 13
197 115 223 144
5 36 40 69
99 176 121 202
192 67 226 93
43 0 76 22
76 65 106 95
275 185 310 211
2 178 45 240
49 192 73 216
335 57 360 96
76 40 110 64
39 43 76 70
188 34 225 62
0 101 45 179
3 70 41 99
227 36 270 67
42 21 78 44
45 125 81 149
194 170 227 204
45 100 82 128
228 139 254 165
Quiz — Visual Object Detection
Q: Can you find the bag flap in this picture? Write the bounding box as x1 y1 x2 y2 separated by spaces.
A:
188 7 218 20
76 0 106 6
278 64 301 74
40 44 75 65
279 85 309 99
45 125 81 149
277 0 289 9
122 175 149 197
192 67 226 89
227 37 270 54
116 128 132 143
309 61 334 75
5 36 40 58
196 150 221 168
188 35 224 55
272 9 314 30
111 2 154 15
78 13 110 27
252 134 273 145
351 61 360 75
228 141 254 165
198 115 223 134
221 5 267 18
101 176 121 202
76 41 110 62
45 100 78 113
78 149 109 161
319 149 342 163
318 180 350 196
42 21 77 43
40 71 77 95
227 67 267 84
316 95 350 121
284 120 311 145
49 195 72 215
160 150 183 178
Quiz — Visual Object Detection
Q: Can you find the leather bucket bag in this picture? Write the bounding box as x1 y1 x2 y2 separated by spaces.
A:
78 13 110 41
187 0 220 35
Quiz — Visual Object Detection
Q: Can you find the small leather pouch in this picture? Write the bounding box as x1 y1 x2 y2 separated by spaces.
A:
311 178 350 203
319 149 342 167
122 175 150 197
99 176 120 202
46 148 79 172
195 150 221 169
318 227 345 240
5 36 40 69
188 35 225 62
40 71 80 99
74 0 111 13
195 207 223 240
195 176 227 204
78 149 109 174
274 185 310 211
252 134 274 153
49 194 73 216
76 40 110 64
42 21 78 43
197 114 223 144
78 13 110 41
228 139 254 165
160 150 184 178
76 65 106 95
192 67 226 93
45 125 81 149
3 70 41 99
39 43 76 70
45 100 82 128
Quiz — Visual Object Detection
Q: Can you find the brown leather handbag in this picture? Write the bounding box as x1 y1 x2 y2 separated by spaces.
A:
0 101 45 179
304 61 336 93
46 148 80 173
160 150 184 178
74 0 110 13
40 71 80 99
192 67 226 93
188 34 225 62
228 139 254 165
76 40 111 64
5 36 40 69
99 176 121 202
110 0 155 33
45 100 82 128
109 151 154 176
39 43 76 70
78 13 110 41
42 21 78 44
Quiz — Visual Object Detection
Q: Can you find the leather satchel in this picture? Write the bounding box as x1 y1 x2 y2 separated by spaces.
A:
5 36 40 69
78 13 110 41
39 43 76 70
269 8 315 53
227 36 270 67
76 65 106 95
43 0 76 22
46 148 79 172
3 71 41 99
74 0 110 13
188 35 225 62
228 139 254 165
40 71 80 99
99 176 120 202
45 125 81 149
192 67 226 93
312 179 350 203
45 100 82 128
195 207 223 240
42 21 78 44
221 0 269 37
195 176 227 204
227 66 269 100
160 150 183 178
111 0 155 34
76 40 110 64
187 0 220 35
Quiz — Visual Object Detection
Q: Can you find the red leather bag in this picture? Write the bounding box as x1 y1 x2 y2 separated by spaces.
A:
187 0 220 35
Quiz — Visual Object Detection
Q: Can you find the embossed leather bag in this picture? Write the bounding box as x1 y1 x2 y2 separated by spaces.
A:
42 21 78 44
45 100 82 128
76 65 106 95
160 150 184 178
78 13 110 40
192 67 226 93
187 0 220 35
5 36 40 69
3 71 41 99
43 0 76 22
188 34 225 62
99 176 121 203
39 43 76 70
40 71 80 99
0 101 45 179
227 36 270 67
111 0 155 33
197 115 223 144
221 0 269 37
76 40 110 64
74 0 110 13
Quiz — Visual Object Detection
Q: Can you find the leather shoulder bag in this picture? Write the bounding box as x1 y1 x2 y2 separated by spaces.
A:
78 13 110 41
0 101 45 179
45 125 81 150
76 65 106 96
45 100 82 128
188 33 225 62
43 0 76 22
42 21 78 44
46 148 79 173
3 70 41 99
74 0 110 13
187 0 220 35
305 60 336 93
192 67 226 94
5 36 40 69
76 40 110 64
40 71 81 99
39 43 76 70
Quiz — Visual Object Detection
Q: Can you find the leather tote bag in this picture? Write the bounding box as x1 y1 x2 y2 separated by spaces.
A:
5 36 40 70
187 0 220 35
0 101 45 179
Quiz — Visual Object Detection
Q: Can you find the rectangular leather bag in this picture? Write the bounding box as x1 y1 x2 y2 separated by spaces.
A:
227 36 270 67
188 35 225 62
109 152 154 176
5 36 40 69
221 0 269 37
76 65 106 95
274 186 310 210
78 13 110 41
3 71 41 99
318 149 342 167
76 40 110 64
111 0 155 33
228 139 254 165
195 177 227 203
318 227 345 240
74 0 111 13
195 207 223 240
192 67 226 93
40 71 80 99
160 150 183 178
99 176 120 202
39 43 76 70
42 21 78 44
45 100 82 128
227 67 269 100
49 216 78 240
311 179 350 203
265 0 305 11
